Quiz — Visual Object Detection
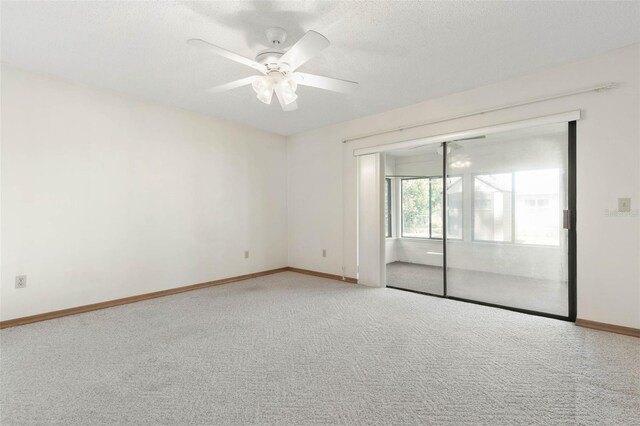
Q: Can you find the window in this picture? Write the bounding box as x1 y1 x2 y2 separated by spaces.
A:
473 173 513 242
514 169 560 246
401 178 430 238
401 177 460 239
473 169 560 245
385 178 391 237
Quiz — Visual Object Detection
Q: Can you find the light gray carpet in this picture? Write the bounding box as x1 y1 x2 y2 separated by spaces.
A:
386 261 568 316
1 271 638 425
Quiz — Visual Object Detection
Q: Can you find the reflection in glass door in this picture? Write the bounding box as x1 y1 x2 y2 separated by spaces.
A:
445 122 574 318
384 146 445 296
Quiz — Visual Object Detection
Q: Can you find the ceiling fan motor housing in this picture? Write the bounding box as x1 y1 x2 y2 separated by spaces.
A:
266 27 287 46
257 27 290 69
255 49 285 67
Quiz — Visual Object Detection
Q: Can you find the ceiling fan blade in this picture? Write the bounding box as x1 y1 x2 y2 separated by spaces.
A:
188 39 266 74
206 76 258 94
408 137 484 151
451 136 485 142
295 72 358 94
279 30 329 71
274 85 298 112
282 100 298 112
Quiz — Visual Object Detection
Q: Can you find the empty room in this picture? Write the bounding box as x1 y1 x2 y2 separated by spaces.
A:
1 1 639 425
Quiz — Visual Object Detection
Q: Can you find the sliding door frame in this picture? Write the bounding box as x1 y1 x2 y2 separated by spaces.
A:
442 142 448 297
567 120 577 321
386 121 578 322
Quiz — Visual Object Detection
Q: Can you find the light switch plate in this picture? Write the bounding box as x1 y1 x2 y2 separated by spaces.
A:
15 275 27 289
618 198 631 213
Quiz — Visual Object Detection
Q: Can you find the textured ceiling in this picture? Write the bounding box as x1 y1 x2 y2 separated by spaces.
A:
2 1 639 135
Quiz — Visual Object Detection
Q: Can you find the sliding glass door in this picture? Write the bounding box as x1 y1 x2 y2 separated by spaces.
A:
384 120 576 320
445 122 573 318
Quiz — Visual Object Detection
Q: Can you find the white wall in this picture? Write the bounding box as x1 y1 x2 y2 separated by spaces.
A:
1 65 288 321
287 44 640 328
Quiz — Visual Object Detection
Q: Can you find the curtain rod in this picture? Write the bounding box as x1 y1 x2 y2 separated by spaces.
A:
342 82 618 144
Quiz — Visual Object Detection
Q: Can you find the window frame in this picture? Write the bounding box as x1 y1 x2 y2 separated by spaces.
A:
471 170 561 246
471 171 515 244
400 175 462 240
385 177 392 238
445 175 464 241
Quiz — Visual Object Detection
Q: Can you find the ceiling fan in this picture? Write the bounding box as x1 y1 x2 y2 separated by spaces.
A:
188 27 358 111
407 136 485 152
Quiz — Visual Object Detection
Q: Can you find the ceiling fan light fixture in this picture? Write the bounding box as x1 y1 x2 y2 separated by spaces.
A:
256 87 274 104
252 76 274 104
282 76 297 92
279 80 298 105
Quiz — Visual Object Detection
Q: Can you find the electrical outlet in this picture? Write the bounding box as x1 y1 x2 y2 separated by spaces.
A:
15 275 27 289
244 251 249 259
618 198 631 213
322 249 327 258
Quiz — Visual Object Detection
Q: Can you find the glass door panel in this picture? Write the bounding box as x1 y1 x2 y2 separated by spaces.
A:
385 146 444 296
446 122 570 317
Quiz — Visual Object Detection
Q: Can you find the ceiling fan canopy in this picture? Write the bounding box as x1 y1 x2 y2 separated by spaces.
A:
188 27 358 111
